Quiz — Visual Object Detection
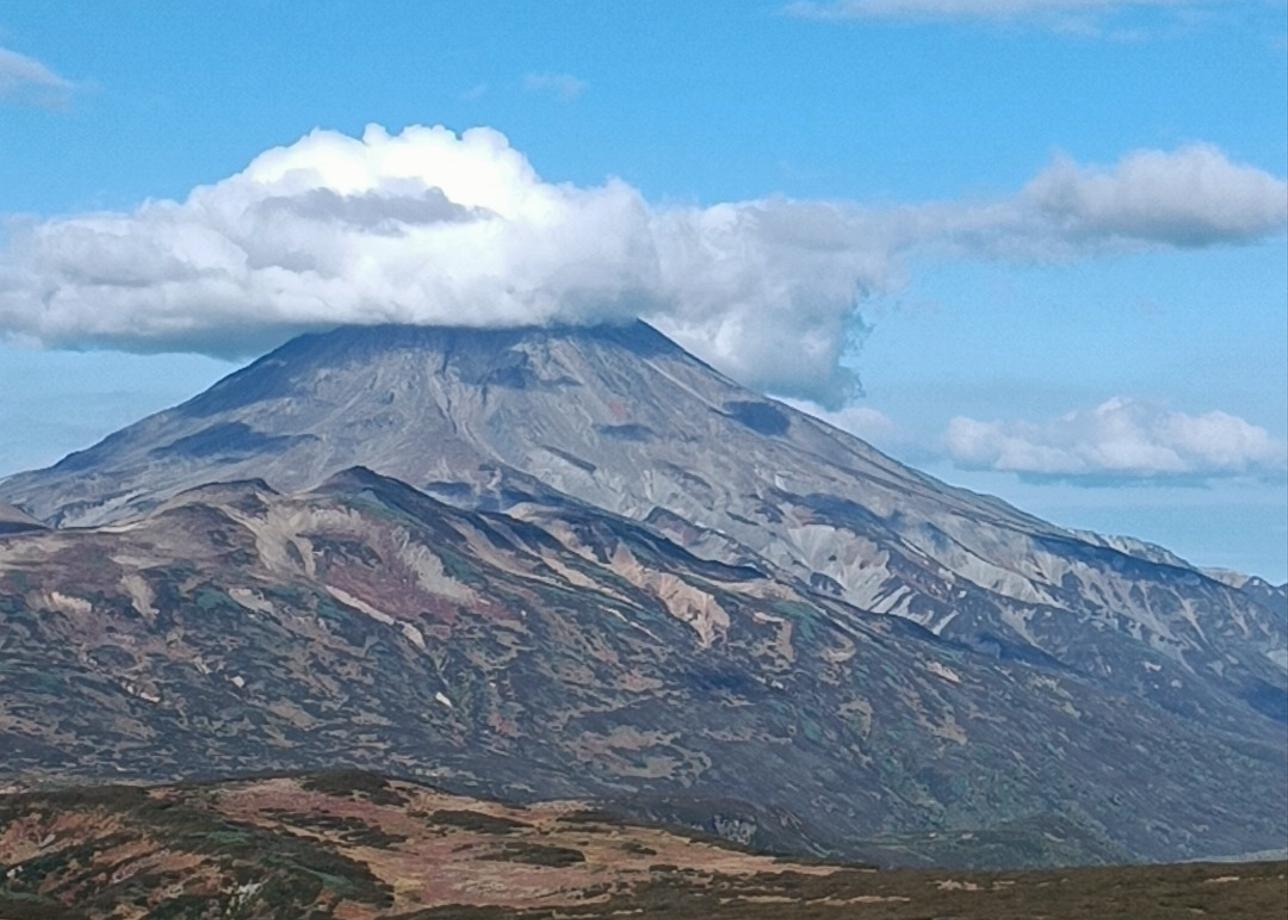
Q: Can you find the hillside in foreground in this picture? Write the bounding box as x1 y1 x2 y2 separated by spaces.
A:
1 772 1284 920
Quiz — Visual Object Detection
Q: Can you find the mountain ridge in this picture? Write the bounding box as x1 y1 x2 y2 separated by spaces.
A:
2 466 1284 865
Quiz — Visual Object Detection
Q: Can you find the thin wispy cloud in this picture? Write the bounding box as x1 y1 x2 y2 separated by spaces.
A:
522 72 587 102
945 397 1288 483
0 46 75 108
786 0 1190 21
0 125 1282 407
783 0 1229 37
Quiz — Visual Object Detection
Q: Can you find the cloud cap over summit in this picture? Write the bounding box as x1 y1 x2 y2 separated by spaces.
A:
1 123 1283 406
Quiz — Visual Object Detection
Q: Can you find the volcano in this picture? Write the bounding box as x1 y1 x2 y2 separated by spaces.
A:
0 321 1284 865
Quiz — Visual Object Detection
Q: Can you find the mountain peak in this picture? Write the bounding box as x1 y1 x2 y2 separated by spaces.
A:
176 319 693 418
2 314 896 528
269 318 685 370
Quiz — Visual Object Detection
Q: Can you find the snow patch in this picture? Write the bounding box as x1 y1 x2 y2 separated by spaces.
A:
326 585 394 625
229 587 274 615
31 591 92 617
926 661 962 685
119 574 157 621
401 622 426 651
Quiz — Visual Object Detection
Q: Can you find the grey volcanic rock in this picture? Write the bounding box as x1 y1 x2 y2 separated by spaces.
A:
2 322 1282 737
0 322 956 526
0 501 44 535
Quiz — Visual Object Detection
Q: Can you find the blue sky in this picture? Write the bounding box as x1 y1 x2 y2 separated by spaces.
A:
1 1 1285 579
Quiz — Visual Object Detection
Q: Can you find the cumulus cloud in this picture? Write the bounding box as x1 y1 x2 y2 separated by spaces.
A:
0 124 1284 406
522 72 587 102
0 46 74 108
1024 144 1288 246
945 397 1288 482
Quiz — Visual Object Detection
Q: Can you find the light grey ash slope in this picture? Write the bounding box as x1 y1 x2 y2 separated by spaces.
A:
0 501 44 535
0 322 1017 528
2 321 1284 732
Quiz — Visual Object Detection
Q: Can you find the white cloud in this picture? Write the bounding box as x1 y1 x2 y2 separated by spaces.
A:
0 124 1283 406
0 46 74 108
945 397 1288 481
1023 144 1288 246
522 72 587 102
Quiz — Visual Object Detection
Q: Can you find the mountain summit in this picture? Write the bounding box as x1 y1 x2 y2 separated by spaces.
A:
2 320 931 529
1 321 1284 864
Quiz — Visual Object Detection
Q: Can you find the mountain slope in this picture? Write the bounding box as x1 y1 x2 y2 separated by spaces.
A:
2 322 1283 735
0 501 43 536
2 469 1284 864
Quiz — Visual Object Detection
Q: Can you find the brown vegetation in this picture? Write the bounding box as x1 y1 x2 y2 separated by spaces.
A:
0 773 1283 919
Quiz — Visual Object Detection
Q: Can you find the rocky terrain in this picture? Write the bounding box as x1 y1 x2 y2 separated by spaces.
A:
0 502 43 537
1 467 1284 866
1 772 1284 919
0 321 1284 868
